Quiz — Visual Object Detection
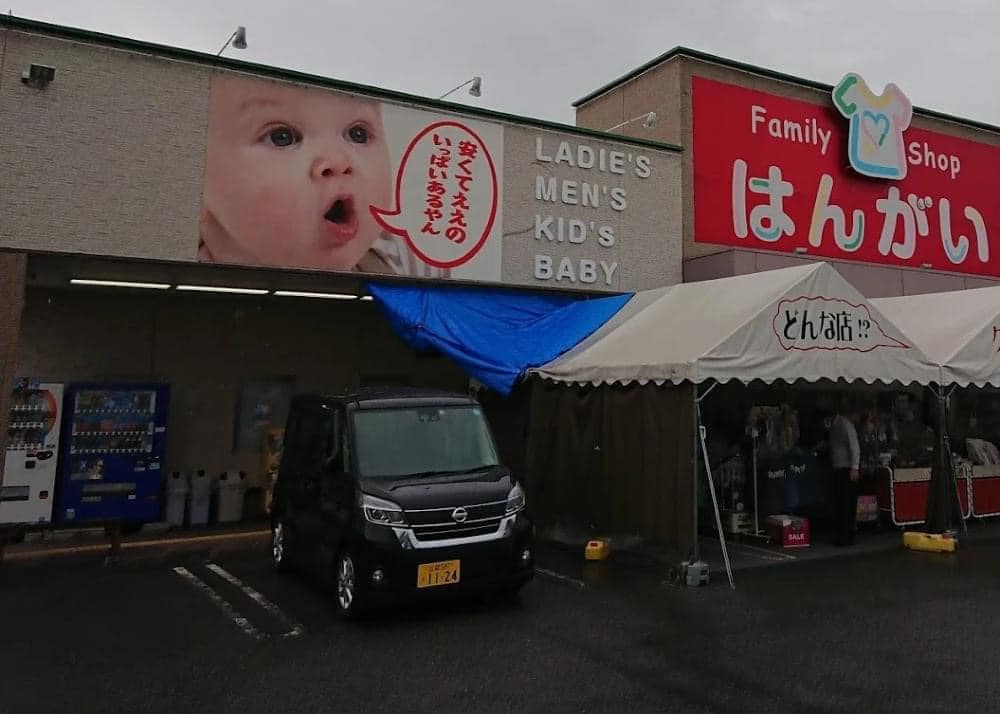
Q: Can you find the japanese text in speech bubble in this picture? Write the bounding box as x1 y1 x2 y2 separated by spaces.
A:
773 296 908 352
371 121 498 270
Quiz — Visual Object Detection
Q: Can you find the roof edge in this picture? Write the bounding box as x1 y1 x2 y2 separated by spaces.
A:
529 374 939 388
0 14 682 153
573 46 1000 136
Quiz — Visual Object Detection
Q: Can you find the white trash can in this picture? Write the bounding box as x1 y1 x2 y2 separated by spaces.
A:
216 471 247 523
188 470 213 527
164 471 188 528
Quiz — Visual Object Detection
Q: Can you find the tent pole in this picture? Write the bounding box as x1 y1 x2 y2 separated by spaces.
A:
752 429 760 535
691 385 699 562
690 381 720 562
940 385 969 536
927 383 964 535
944 385 968 534
696 398 735 589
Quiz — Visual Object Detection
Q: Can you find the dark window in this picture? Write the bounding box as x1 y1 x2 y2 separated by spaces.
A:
278 411 302 480
282 405 331 475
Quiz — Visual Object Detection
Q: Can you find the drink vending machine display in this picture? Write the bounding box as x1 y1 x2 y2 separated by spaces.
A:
56 383 170 525
1 379 64 525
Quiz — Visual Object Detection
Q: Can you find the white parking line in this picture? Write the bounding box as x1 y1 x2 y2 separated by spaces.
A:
535 567 586 589
736 543 798 561
172 566 264 640
206 563 304 638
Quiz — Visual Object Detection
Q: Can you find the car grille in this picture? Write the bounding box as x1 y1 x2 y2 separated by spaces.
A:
406 499 507 542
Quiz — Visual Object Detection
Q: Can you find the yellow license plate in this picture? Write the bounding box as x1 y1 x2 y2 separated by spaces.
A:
416 560 461 588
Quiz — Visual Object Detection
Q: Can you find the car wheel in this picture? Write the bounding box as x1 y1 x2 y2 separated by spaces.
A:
335 551 367 618
271 521 293 572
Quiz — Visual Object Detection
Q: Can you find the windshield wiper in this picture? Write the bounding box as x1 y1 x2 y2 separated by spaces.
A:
391 470 444 480
391 465 497 480
441 464 497 476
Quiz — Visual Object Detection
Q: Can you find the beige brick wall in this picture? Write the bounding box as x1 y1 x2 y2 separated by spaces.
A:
15 288 467 489
576 57 726 264
575 59 683 146
502 124 682 292
0 30 209 261
560 59 686 291
0 252 27 484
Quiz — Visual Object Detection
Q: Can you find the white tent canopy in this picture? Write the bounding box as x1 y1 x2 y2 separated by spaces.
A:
874 285 1000 388
532 263 940 387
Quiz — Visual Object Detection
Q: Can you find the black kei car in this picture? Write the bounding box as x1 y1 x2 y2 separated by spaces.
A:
270 388 534 617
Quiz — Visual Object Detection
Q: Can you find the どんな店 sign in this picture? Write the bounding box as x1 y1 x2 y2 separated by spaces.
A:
692 76 1000 277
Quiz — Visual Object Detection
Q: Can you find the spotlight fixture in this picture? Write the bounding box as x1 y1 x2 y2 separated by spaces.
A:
21 63 55 89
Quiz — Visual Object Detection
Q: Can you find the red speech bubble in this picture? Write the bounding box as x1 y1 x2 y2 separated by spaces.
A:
371 120 498 270
772 296 908 352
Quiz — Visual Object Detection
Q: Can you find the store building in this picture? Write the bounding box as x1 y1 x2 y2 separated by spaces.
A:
574 47 1000 296
0 16 683 524
3 16 997 557
552 47 1000 555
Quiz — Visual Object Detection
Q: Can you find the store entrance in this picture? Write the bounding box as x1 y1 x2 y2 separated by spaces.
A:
2 255 468 545
698 382 940 549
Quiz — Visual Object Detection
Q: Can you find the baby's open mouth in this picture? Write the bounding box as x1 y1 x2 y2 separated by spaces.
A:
320 195 360 248
324 197 356 225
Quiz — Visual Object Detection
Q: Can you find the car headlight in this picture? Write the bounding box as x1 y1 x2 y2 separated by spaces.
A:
361 493 407 526
505 483 526 514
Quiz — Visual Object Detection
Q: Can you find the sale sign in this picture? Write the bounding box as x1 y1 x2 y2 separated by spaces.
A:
693 76 1000 278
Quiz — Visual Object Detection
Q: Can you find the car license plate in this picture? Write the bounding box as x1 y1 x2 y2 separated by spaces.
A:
416 560 461 588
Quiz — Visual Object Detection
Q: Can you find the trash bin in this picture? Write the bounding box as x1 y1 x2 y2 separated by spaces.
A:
164 471 188 528
216 471 247 523
188 469 213 527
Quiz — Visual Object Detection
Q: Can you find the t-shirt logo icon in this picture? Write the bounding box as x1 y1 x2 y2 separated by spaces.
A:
833 73 912 180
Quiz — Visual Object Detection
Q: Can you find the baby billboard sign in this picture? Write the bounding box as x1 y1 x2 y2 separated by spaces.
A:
693 76 999 277
194 71 676 290
199 74 502 282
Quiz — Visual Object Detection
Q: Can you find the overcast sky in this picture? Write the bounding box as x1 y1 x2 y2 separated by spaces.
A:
16 0 1000 126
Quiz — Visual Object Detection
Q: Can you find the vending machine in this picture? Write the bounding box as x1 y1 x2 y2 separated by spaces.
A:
1 379 64 525
56 383 170 525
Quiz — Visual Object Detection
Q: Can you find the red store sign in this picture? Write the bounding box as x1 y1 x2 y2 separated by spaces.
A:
692 76 1000 278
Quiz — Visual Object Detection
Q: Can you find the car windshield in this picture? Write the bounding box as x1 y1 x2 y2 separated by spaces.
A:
352 405 499 479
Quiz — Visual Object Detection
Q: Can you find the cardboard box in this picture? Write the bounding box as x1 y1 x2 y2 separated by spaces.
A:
856 495 879 523
765 514 810 548
722 509 753 535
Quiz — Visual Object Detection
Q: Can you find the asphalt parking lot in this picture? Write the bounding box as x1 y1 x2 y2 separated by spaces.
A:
3 537 1000 714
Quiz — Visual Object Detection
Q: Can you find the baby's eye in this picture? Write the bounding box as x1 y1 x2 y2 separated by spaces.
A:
267 126 301 147
347 124 370 144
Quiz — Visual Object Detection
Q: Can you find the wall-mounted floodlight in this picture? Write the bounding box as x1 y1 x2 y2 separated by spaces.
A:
21 64 55 89
605 111 657 132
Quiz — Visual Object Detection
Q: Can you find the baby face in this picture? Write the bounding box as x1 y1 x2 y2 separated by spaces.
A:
202 75 392 271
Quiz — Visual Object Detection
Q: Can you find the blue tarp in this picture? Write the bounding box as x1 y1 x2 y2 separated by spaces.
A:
367 283 631 395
